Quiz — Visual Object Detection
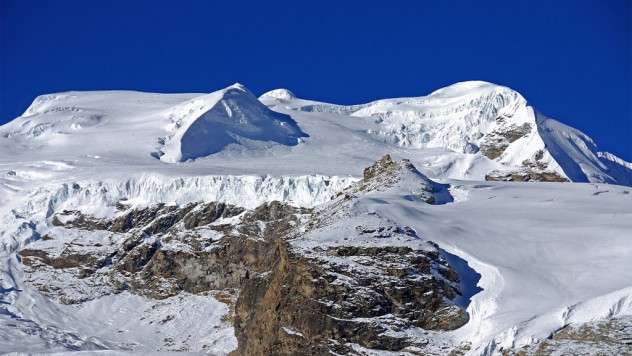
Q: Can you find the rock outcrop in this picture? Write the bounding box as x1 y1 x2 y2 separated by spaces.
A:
232 155 467 354
349 154 435 203
485 170 569 182
19 156 469 354
233 241 467 355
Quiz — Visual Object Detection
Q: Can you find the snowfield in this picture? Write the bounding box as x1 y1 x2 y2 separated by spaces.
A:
370 180 632 353
0 81 631 355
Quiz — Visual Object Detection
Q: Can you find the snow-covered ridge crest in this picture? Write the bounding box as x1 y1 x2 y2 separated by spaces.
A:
259 88 296 101
284 81 542 163
22 93 80 117
357 85 528 153
261 80 632 185
2 80 631 185
276 81 529 154
0 173 356 253
158 83 308 163
0 84 309 165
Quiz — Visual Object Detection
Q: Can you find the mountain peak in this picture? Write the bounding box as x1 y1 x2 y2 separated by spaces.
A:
348 154 436 203
259 88 296 101
427 80 522 99
225 82 252 95
158 85 308 163
0 81 629 185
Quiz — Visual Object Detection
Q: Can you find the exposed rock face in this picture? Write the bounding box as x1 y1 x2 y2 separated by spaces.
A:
233 242 467 355
19 156 468 354
482 141 571 183
363 154 400 181
480 116 533 160
22 201 304 301
356 154 435 203
505 316 632 355
478 117 571 183
485 170 569 182
52 202 245 233
232 156 467 354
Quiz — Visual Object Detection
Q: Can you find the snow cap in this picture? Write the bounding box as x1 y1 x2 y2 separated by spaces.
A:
259 89 296 101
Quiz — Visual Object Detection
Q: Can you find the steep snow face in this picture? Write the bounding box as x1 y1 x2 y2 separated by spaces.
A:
0 90 198 161
358 82 528 155
0 84 307 165
261 81 631 185
159 84 307 162
267 81 530 153
536 114 632 185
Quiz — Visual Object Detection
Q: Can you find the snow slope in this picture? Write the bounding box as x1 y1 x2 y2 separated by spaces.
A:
158 84 307 163
289 156 632 354
366 180 632 354
0 81 631 355
0 254 236 354
1 81 629 183
261 80 631 185
0 83 307 165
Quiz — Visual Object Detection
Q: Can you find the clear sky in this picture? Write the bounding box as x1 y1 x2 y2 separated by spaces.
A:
1 0 630 160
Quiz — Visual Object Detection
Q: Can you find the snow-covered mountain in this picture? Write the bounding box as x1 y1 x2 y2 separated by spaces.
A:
261 81 631 185
1 81 630 184
0 84 307 164
0 81 631 356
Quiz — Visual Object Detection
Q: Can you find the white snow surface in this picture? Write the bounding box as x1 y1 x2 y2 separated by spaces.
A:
0 254 236 355
0 81 631 355
0 80 629 183
379 180 632 354
296 165 632 354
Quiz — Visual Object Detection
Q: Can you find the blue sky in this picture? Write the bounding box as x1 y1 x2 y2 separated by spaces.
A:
1 0 630 160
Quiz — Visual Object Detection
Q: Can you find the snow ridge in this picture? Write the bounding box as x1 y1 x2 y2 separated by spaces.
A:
158 84 308 163
2 81 630 185
263 81 631 185
286 82 527 153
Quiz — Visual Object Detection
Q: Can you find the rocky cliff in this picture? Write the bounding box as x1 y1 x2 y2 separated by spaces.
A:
18 156 469 354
